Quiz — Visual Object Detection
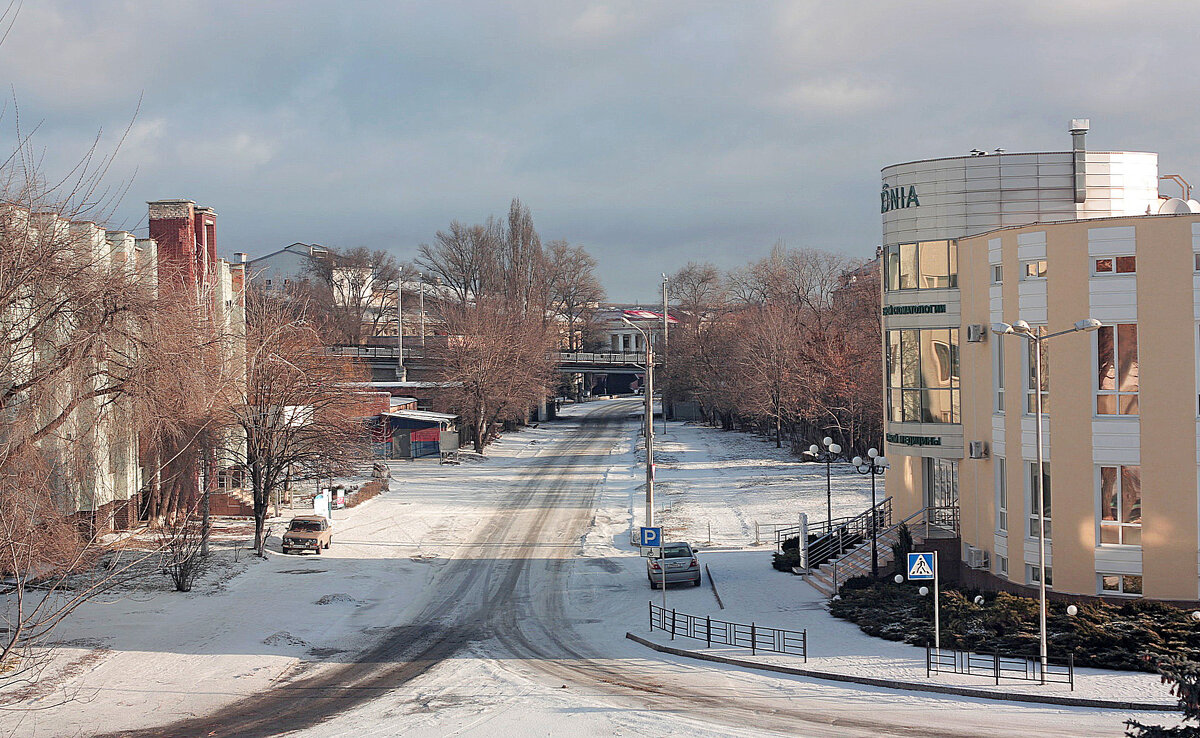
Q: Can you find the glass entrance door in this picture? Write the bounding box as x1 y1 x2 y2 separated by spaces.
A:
924 457 960 532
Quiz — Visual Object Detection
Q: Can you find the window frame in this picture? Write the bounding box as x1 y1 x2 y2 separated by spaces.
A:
1095 323 1139 416
1027 461 1051 540
883 240 958 292
1098 573 1142 596
1021 259 1047 280
1098 464 1141 546
885 328 961 424
995 457 1008 534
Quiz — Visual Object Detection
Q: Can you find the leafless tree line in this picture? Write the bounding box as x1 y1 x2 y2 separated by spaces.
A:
414 199 605 451
664 243 882 457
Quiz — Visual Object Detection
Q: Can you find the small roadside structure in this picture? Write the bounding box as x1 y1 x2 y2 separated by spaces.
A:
375 409 460 459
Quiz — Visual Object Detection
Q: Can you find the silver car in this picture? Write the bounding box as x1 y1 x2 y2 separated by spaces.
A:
647 542 701 588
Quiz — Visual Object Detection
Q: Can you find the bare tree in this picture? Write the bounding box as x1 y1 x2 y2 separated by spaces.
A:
233 291 369 556
431 299 557 453
547 240 605 350
303 246 401 344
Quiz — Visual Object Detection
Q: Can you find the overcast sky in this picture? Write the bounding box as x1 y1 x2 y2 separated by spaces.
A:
4 1 1200 301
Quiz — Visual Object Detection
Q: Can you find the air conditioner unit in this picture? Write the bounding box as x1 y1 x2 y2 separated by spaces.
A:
966 324 987 343
968 441 989 459
965 546 990 570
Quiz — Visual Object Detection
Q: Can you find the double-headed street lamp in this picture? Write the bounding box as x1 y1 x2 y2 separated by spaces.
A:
851 448 889 578
621 316 655 529
992 316 1101 678
804 436 841 526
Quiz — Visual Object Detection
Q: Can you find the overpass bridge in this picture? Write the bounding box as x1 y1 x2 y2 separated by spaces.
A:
328 345 655 382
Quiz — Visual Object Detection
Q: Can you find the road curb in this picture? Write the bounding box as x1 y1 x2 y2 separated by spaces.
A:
625 632 1175 712
704 563 724 609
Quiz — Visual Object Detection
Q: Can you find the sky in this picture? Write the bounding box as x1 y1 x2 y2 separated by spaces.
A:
4 1 1200 301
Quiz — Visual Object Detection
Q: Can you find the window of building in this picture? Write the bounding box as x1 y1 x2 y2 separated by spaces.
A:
1029 565 1052 587
998 555 1008 576
1022 260 1047 280
1024 328 1049 414
991 264 1003 284
994 340 1005 413
1096 324 1138 415
1194 253 1200 272
1094 256 1136 275
886 328 961 423
1099 465 1141 545
1099 574 1142 596
1028 462 1051 539
883 240 958 291
996 458 1008 533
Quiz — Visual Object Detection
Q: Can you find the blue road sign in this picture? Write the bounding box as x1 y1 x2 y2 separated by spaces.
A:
640 526 662 547
907 552 935 580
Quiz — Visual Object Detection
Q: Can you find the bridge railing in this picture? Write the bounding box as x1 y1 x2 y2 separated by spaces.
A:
331 345 651 367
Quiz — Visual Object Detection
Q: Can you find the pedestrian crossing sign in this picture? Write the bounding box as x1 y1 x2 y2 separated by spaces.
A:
907 552 935 580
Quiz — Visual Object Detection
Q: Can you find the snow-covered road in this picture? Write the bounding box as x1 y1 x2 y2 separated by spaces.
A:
3 399 1175 737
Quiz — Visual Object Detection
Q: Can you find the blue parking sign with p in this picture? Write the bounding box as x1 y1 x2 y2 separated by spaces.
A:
907 552 935 580
640 526 662 547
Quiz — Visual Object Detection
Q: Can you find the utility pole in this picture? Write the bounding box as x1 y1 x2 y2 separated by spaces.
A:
623 316 654 528
419 273 426 349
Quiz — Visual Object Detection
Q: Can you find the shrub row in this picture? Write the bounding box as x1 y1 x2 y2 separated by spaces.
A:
828 578 1200 672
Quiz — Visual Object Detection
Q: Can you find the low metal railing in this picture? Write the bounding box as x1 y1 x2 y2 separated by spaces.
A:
649 602 806 660
804 498 893 568
927 646 1073 689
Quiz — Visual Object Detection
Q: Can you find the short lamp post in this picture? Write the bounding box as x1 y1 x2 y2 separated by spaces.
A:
851 449 889 578
992 316 1101 679
804 437 842 527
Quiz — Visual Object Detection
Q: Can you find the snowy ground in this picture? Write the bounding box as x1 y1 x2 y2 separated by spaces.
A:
0 399 1181 737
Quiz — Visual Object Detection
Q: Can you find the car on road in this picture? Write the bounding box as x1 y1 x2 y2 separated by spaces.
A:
282 515 333 555
647 542 701 588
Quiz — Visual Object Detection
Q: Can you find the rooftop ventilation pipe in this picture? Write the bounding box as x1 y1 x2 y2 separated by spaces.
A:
1070 119 1089 204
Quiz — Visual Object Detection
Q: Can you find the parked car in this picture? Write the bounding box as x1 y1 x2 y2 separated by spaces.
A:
646 542 701 588
282 515 333 555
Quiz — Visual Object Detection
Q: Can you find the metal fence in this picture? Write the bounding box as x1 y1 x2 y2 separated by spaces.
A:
926 646 1074 689
649 602 806 660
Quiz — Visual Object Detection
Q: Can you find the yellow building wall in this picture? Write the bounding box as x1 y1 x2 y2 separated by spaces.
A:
1137 218 1198 600
1044 222 1097 595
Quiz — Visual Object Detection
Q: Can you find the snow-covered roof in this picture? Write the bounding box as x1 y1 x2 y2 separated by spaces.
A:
382 409 459 423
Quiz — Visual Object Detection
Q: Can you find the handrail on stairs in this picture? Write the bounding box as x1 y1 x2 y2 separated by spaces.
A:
820 504 958 594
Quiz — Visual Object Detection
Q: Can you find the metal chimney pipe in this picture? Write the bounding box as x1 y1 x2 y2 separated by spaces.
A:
1070 118 1089 204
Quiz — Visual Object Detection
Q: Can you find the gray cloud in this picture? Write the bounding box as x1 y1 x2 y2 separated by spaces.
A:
4 1 1200 300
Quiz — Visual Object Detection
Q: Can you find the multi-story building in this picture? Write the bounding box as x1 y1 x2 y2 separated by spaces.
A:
881 120 1200 600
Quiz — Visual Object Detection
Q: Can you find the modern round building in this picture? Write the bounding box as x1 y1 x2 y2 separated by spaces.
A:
881 120 1200 601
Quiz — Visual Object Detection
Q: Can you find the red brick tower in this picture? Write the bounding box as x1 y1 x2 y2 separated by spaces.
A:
147 199 218 293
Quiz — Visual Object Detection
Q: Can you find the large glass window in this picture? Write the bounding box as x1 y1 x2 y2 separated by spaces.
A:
1025 328 1049 414
886 328 961 423
996 458 1007 533
1028 462 1051 539
1099 465 1141 545
884 240 958 291
994 340 1005 413
1096 324 1138 415
1100 574 1142 595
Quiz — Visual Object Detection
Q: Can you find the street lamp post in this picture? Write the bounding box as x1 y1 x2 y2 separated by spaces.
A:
661 273 669 436
851 449 890 578
622 316 655 529
419 272 426 349
396 278 405 381
992 316 1101 677
804 437 842 527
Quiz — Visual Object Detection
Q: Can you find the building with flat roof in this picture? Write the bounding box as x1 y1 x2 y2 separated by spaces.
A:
880 121 1200 601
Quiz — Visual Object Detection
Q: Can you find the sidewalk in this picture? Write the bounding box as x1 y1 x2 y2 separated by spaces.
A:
631 549 1175 708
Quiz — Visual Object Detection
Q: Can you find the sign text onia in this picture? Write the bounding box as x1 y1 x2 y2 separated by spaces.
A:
881 184 920 213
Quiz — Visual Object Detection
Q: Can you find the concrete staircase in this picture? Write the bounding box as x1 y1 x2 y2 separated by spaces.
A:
806 524 922 596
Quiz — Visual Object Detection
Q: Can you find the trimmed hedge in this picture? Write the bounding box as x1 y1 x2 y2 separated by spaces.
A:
828 578 1200 672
